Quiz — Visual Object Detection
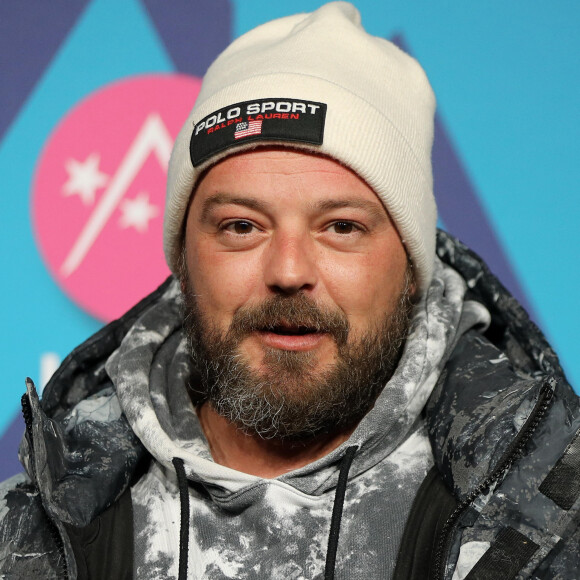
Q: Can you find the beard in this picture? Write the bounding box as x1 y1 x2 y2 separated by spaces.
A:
181 270 414 442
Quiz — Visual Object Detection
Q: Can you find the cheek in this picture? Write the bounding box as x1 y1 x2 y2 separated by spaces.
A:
187 241 263 317
318 246 407 320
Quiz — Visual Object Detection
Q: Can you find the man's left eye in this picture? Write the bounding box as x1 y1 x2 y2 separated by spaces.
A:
225 221 255 234
329 221 357 234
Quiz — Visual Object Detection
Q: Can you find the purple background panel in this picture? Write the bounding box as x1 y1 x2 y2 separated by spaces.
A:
0 0 90 141
432 117 533 315
141 0 232 76
0 414 24 478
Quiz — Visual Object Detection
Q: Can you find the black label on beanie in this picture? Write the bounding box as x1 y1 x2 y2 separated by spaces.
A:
190 98 327 167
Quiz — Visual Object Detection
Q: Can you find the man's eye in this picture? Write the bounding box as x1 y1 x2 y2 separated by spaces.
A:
329 221 357 234
225 221 255 234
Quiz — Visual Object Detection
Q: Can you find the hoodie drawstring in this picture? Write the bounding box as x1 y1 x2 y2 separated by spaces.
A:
172 457 190 580
324 445 358 580
173 445 358 580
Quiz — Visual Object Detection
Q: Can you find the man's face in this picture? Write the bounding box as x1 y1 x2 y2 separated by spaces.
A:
182 148 413 439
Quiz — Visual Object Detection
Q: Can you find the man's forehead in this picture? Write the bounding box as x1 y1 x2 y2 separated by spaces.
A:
191 147 390 218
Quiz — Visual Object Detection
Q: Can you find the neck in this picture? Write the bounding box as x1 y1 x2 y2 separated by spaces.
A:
197 403 356 478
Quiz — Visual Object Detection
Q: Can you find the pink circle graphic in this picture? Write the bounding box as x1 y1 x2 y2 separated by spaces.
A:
32 74 201 322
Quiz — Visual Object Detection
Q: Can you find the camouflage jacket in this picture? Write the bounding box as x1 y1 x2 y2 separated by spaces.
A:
0 231 578 579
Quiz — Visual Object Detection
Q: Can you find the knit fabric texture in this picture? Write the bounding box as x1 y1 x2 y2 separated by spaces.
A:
164 1 437 293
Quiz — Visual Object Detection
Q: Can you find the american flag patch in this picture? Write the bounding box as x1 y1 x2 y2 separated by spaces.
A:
190 98 327 166
234 120 262 139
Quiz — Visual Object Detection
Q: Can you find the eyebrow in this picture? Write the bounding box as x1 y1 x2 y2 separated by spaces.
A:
199 192 388 222
312 199 387 221
200 193 271 221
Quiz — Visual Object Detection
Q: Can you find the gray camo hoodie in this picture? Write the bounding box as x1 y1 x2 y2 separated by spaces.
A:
104 257 490 579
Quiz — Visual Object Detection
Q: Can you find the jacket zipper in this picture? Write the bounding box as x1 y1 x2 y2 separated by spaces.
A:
432 377 556 580
21 391 70 580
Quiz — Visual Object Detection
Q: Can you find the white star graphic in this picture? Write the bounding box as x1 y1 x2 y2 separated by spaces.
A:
118 192 160 233
62 153 109 205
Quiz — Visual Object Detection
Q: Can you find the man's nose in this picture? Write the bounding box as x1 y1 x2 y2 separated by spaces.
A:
263 230 317 295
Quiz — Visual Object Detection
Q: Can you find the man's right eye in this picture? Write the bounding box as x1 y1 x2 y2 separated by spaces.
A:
223 220 256 234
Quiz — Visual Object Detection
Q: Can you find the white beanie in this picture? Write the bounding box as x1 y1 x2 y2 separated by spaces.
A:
165 1 437 293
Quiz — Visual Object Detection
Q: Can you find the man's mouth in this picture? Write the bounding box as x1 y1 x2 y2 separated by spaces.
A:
256 323 326 350
267 324 319 336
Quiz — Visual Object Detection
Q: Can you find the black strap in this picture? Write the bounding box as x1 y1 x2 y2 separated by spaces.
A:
324 445 358 580
173 457 190 580
539 428 580 510
393 466 457 580
464 527 539 580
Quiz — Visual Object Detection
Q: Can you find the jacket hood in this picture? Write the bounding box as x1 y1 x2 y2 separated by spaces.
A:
429 231 573 501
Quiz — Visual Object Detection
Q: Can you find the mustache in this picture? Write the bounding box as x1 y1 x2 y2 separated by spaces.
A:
226 294 350 346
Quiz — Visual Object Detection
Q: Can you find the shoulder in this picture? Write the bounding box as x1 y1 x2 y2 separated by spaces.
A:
0 473 65 576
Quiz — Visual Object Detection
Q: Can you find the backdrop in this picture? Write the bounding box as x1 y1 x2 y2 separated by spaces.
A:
1 0 579 479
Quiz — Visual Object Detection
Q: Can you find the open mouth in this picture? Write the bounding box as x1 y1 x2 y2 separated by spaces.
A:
255 323 326 351
267 325 319 336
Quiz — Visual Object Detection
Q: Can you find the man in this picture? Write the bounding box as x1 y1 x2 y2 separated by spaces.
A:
1 2 578 579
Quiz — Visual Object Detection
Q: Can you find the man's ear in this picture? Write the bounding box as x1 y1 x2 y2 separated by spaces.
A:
406 260 420 305
176 237 189 296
